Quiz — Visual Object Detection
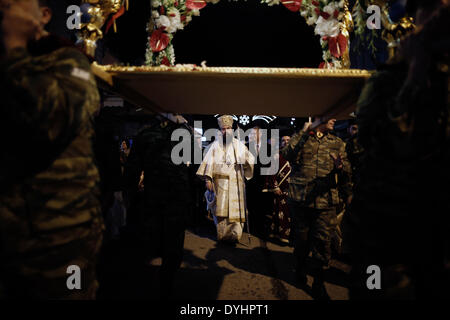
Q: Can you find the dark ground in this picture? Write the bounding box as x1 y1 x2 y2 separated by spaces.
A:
96 215 351 300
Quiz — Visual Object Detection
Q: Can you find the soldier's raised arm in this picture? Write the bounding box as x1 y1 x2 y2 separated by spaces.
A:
281 121 311 163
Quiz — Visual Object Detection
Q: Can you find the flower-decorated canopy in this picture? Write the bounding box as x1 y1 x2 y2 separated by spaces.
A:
147 0 353 69
83 0 413 120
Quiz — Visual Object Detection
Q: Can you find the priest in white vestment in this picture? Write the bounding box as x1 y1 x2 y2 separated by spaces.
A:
197 115 254 242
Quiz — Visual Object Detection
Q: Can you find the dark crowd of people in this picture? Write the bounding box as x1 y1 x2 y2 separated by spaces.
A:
0 0 448 300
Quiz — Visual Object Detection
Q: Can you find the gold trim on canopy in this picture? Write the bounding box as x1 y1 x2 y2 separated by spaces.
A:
95 64 371 78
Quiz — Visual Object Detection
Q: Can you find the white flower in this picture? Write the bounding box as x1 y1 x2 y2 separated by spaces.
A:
155 15 171 30
168 7 180 17
191 9 200 16
323 2 338 17
300 10 308 18
339 0 345 8
152 0 162 8
314 16 340 37
186 15 192 23
333 60 342 69
152 10 160 19
266 0 280 6
322 50 332 60
324 62 334 69
307 16 317 25
162 0 174 6
167 44 175 64
167 8 183 32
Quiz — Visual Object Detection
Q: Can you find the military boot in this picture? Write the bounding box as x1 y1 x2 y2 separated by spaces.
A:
311 267 330 300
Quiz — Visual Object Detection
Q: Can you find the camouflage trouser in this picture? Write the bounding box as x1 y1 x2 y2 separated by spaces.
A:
0 220 103 300
288 201 337 270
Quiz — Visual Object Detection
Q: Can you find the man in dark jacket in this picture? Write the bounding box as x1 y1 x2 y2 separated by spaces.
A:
124 114 193 299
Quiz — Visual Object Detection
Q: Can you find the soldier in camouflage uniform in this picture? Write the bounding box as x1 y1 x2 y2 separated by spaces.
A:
0 0 103 299
124 113 193 299
281 118 352 299
345 0 449 299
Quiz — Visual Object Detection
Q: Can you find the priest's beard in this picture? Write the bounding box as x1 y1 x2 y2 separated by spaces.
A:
222 133 233 145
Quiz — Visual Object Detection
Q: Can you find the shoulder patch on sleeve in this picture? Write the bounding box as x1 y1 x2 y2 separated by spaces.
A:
71 67 91 81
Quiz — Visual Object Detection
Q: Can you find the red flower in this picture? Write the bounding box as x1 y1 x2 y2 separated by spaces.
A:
281 0 302 12
175 1 179 6
161 57 171 66
312 0 319 6
319 62 333 69
327 33 348 58
159 6 165 15
180 15 186 22
186 0 207 10
333 9 339 19
150 28 170 53
314 8 320 15
320 11 330 19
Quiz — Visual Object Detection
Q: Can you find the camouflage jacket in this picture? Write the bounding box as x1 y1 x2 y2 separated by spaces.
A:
125 117 194 211
0 47 103 297
281 130 352 209
347 63 449 257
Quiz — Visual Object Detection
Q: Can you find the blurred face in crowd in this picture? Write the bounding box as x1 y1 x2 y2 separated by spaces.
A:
349 124 358 137
414 0 446 25
13 0 42 22
326 119 336 131
121 141 127 150
249 127 262 144
281 136 290 148
317 118 336 133
38 2 52 28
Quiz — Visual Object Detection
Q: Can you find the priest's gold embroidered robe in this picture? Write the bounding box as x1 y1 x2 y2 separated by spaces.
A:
197 138 254 223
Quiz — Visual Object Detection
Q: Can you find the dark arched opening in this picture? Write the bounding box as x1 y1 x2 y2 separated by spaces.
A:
172 1 322 68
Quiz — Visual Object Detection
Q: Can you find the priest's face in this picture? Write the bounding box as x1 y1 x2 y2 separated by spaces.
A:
221 125 233 144
220 125 232 136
